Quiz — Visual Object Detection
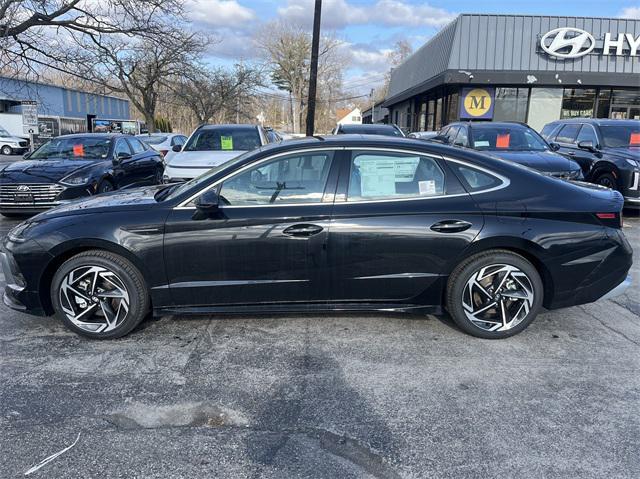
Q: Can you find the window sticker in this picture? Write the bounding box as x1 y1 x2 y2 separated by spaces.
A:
393 157 420 182
357 158 397 197
630 132 640 146
496 133 510 148
419 180 437 196
474 140 490 148
72 144 84 156
221 136 234 150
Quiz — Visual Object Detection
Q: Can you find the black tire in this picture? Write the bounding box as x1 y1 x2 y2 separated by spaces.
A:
446 250 544 339
1 145 12 155
51 250 149 339
594 171 617 191
97 179 115 194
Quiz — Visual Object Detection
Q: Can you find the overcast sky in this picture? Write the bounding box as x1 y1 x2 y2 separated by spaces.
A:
185 0 640 93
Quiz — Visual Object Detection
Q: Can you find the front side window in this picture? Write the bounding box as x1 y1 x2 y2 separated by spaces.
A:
128 138 146 154
114 139 132 157
555 124 581 144
219 152 334 206
576 124 598 145
347 152 445 201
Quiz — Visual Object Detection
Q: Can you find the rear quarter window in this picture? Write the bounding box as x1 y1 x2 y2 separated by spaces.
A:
450 163 504 192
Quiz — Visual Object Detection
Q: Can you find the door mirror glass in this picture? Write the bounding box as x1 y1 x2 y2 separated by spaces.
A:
22 151 31 159
194 189 220 211
549 142 560 151
114 151 131 163
172 144 182 153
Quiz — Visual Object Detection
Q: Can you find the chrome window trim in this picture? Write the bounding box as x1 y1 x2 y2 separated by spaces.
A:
174 146 510 210
175 147 345 209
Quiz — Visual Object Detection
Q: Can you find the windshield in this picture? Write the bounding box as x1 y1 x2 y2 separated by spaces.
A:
470 125 549 151
29 136 112 160
339 125 404 137
162 150 257 201
183 127 260 152
600 124 640 148
138 135 167 145
0 127 10 137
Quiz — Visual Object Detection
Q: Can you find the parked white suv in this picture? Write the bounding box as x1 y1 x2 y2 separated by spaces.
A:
163 124 269 182
0 126 29 155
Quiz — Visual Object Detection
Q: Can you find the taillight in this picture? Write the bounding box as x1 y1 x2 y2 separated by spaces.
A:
595 212 622 228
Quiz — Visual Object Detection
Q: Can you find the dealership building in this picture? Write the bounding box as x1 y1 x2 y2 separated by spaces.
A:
383 14 640 132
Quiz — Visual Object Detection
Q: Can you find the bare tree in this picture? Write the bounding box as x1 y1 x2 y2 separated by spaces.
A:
256 20 345 134
0 0 182 77
174 64 263 125
376 39 413 101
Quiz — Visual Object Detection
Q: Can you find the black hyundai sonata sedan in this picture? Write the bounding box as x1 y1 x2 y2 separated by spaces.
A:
0 134 163 217
1 135 633 340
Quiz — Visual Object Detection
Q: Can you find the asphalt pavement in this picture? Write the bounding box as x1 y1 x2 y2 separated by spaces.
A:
0 180 639 477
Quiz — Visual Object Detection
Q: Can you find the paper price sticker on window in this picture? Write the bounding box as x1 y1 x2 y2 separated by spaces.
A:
419 180 437 196
630 132 640 146
496 134 510 149
73 144 84 156
221 136 234 150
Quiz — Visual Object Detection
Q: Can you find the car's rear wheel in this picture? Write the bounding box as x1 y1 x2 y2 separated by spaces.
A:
1 145 12 155
51 250 149 339
446 250 543 339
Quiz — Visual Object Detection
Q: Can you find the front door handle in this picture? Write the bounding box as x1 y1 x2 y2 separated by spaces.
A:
430 220 472 233
283 224 324 237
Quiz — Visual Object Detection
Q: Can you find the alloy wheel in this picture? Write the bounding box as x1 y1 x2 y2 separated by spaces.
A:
58 265 130 333
462 264 535 332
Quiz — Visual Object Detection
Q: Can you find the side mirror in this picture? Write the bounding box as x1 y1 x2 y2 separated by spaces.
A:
114 151 131 164
577 140 597 152
430 135 449 144
549 142 560 151
194 189 220 211
172 144 182 153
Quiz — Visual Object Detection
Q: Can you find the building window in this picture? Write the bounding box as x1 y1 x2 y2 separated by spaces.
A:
561 88 596 119
527 88 563 132
493 88 529 123
76 92 81 112
596 89 611 118
66 90 73 112
434 97 443 131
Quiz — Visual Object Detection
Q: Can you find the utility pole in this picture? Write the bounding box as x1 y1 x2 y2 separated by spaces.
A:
370 88 375 124
305 0 322 136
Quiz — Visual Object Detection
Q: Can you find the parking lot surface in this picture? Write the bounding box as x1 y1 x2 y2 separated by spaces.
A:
0 208 638 478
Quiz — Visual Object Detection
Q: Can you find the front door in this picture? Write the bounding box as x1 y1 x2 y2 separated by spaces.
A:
327 149 484 305
163 149 341 307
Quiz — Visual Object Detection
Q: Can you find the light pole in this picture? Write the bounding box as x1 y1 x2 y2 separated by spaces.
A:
305 0 322 136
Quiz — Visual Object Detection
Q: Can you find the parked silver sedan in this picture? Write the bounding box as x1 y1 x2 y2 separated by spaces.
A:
137 133 188 160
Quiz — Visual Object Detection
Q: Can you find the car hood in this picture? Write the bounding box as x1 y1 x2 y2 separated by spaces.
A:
0 159 98 183
486 150 579 173
0 135 26 143
167 150 245 168
602 147 640 161
32 185 164 220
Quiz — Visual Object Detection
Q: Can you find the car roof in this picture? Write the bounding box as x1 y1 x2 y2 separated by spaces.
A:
451 121 530 129
198 124 259 130
339 124 396 129
57 133 126 139
548 118 640 126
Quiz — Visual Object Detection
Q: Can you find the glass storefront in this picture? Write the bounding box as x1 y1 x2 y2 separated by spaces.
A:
561 89 596 118
493 88 529 122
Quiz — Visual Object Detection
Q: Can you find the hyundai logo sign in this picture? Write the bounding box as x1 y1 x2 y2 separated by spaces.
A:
540 28 595 59
16 185 31 192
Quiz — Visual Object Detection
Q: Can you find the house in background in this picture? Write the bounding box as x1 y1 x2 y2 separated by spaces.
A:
336 107 362 125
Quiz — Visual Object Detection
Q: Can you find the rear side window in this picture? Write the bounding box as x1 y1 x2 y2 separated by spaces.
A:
450 164 503 192
347 152 445 201
555 124 581 144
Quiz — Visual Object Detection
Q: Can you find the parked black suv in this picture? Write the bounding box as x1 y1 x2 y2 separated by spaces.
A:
433 122 583 180
541 119 640 208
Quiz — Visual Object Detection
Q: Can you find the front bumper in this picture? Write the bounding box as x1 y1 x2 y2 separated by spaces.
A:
163 164 209 182
1 244 49 316
598 275 632 301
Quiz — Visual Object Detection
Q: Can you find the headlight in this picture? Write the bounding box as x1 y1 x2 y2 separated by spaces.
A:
60 171 92 186
8 221 38 243
625 159 639 168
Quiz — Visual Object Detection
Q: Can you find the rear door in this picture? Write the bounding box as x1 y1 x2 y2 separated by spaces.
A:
326 148 484 305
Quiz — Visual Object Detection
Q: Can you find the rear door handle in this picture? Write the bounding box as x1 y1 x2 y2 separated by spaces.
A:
283 224 324 237
430 220 472 233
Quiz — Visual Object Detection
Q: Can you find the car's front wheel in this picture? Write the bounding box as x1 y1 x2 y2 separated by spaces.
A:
446 250 543 339
51 250 149 339
1 145 13 155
